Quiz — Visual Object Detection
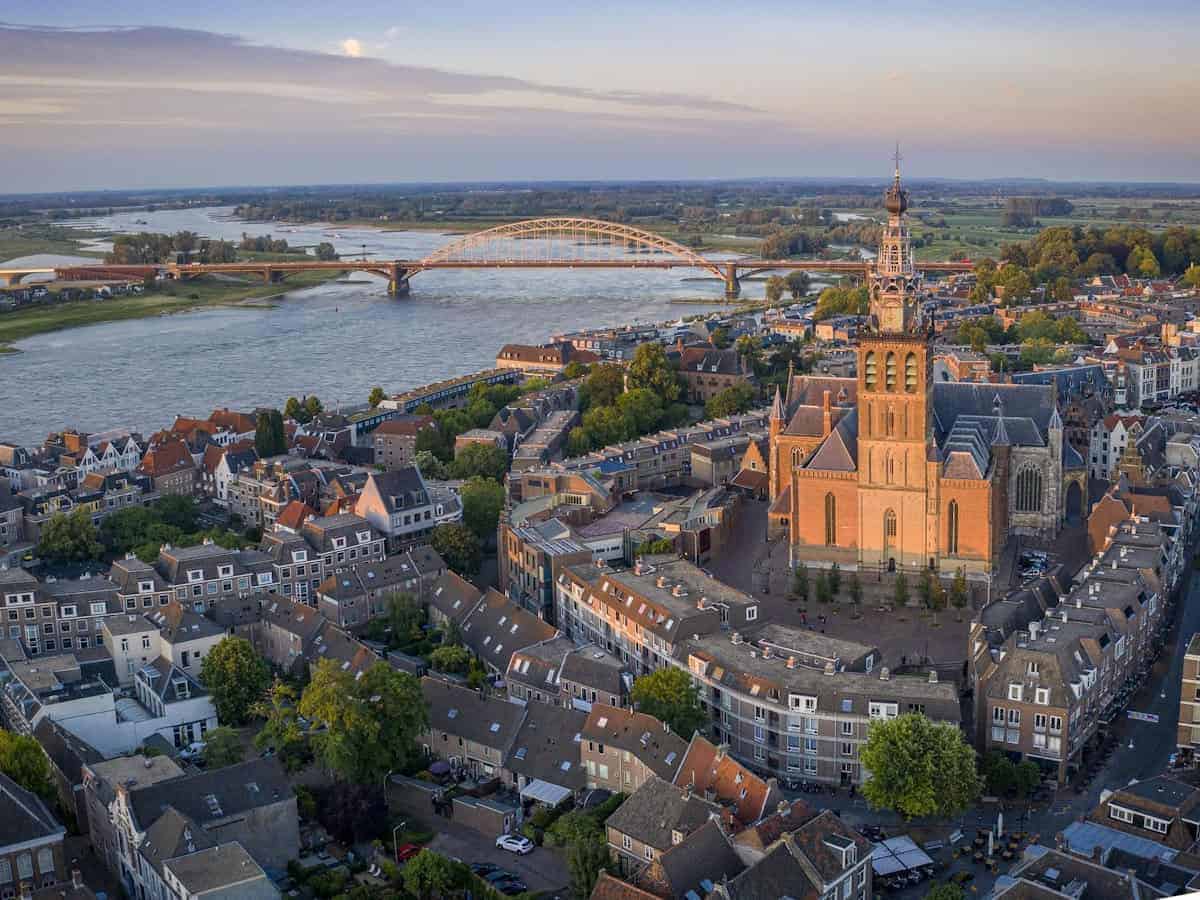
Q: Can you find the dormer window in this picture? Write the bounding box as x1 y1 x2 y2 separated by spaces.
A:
187 570 203 583
218 565 233 578
357 531 371 544
333 537 346 549
671 830 683 845
1008 684 1023 702
139 581 154 593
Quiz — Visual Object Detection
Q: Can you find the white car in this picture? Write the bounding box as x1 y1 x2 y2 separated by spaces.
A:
495 834 534 855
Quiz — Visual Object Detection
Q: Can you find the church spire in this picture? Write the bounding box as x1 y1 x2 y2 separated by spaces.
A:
770 385 785 422
869 147 921 334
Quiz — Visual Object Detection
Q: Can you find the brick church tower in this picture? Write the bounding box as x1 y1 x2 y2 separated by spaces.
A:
855 152 936 571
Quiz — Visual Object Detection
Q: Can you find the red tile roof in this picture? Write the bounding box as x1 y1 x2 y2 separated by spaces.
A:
137 439 194 479
673 735 773 827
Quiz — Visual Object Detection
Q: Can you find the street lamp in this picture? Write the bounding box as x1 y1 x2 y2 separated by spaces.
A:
393 820 407 863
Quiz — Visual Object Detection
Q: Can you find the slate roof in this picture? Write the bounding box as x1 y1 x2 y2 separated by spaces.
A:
163 841 270 896
803 408 858 472
652 819 744 899
428 571 484 625
422 676 526 752
33 718 102 787
260 594 325 642
583 704 686 782
559 645 627 698
505 703 588 790
138 806 214 877
0 771 64 851
129 758 293 831
138 657 207 703
364 467 429 513
148 602 223 644
605 776 724 851
461 588 557 675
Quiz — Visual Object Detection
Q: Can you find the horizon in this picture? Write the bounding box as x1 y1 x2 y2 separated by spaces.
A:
2 1 1199 191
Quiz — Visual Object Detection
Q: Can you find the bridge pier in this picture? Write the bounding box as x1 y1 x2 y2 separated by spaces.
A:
723 263 741 300
387 264 410 298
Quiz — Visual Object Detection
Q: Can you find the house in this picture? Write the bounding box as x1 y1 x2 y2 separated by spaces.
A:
505 638 628 711
314 547 445 629
251 594 326 675
421 677 525 781
302 623 378 678
1088 776 1200 851
32 718 102 835
373 416 437 470
496 342 599 373
638 819 745 900
604 776 727 875
0 772 68 893
137 809 278 900
83 755 185 882
503 702 588 807
461 589 558 676
677 346 756 405
113 541 276 614
354 467 463 551
136 439 197 497
673 735 781 826
427 571 484 630
581 705 687 794
207 444 258 505
997 845 1159 900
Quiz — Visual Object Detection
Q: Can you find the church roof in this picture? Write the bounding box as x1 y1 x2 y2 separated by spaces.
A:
803 409 858 472
786 375 856 410
932 382 1056 445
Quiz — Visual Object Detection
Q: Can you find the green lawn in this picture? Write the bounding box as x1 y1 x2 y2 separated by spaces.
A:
0 269 341 350
0 224 104 263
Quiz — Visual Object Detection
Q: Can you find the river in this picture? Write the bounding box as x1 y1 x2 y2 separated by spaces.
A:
0 207 749 445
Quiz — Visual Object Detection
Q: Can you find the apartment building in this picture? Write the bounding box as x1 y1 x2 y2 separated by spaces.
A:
112 541 276 615
679 629 958 786
372 415 436 470
1179 633 1200 758
314 546 444 629
354 467 462 551
0 569 123 658
1088 414 1144 480
259 513 386 604
555 558 761 677
677 346 756 404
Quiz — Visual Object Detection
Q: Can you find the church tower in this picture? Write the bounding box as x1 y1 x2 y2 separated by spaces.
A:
856 151 935 572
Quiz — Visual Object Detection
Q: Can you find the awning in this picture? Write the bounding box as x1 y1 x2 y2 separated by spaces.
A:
519 779 573 806
871 836 934 876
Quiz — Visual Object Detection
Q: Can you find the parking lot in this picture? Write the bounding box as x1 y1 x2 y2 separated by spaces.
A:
425 820 568 894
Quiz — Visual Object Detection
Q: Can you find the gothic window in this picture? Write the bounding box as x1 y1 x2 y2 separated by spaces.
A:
947 501 959 555
885 452 896 484
791 447 803 469
905 353 918 393
885 352 897 391
885 407 896 437
824 493 837 546
864 352 877 391
884 509 897 539
1015 466 1043 513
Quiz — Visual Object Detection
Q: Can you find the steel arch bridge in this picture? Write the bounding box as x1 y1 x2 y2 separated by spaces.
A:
33 216 973 299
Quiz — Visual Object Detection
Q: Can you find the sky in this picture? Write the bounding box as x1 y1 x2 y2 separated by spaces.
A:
1 1 1198 192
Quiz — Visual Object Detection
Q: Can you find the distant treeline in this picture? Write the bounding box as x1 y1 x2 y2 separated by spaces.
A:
106 231 237 264
1002 197 1075 227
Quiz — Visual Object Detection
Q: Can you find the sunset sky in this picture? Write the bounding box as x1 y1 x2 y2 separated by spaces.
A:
2 1 1198 191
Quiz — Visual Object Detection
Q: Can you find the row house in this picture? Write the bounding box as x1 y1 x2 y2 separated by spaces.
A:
505 635 628 710
461 588 558 676
314 545 445 628
581 704 686 794
679 629 959 787
354 467 462 551
1179 633 1200 759
973 537 1166 781
1111 345 1200 409
102 601 224 686
555 558 761 677
111 541 276 616
372 415 436 470
0 482 26 562
1088 413 1144 480
201 442 257 503
1089 775 1200 852
135 438 196 497
17 471 157 543
260 513 386 604
0 569 123 658
250 594 326 676
43 430 143 478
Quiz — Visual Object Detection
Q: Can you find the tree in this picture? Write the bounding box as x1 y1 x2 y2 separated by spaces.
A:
0 730 53 800
616 388 666 436
284 396 307 423
412 449 449 480
429 644 471 675
627 342 680 403
431 524 482 578
450 442 508 481
199 637 270 726
316 782 389 844
568 835 612 899
1183 264 1200 289
1013 759 1042 800
459 477 505 542
368 386 386 407
36 509 102 562
982 750 1016 796
414 425 450 462
254 411 281 458
928 577 946 618
299 660 429 784
792 563 810 602
315 242 339 261
403 851 464 900
924 884 966 900
386 592 425 644
252 679 310 773
813 285 869 320
848 572 862 611
630 667 705 738
786 271 811 300
709 326 731 349
950 567 969 612
269 409 286 454
917 570 933 609
705 384 757 419
581 364 626 410
893 572 909 608
829 562 841 596
304 395 323 421
815 571 831 604
765 275 787 304
201 726 244 768
860 714 980 819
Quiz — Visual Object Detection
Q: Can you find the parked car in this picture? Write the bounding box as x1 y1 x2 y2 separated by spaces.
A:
495 834 534 855
471 863 504 876
483 869 518 884
395 844 423 864
494 879 528 895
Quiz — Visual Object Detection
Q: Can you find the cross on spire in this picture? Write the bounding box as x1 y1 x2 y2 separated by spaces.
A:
892 142 902 180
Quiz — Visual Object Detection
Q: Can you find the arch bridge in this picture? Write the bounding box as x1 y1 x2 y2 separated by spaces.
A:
34 217 973 299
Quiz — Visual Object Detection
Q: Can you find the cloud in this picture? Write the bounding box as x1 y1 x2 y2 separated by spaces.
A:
340 38 362 58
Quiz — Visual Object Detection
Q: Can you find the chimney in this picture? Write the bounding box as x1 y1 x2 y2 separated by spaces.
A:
777 799 790 816
672 583 685 597
1030 621 1039 641
879 667 890 681
822 390 833 436
928 670 939 684
716 743 729 761
697 597 707 610
656 575 667 588
731 632 742 645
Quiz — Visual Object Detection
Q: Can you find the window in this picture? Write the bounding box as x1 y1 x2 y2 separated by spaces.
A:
1007 709 1021 725
1035 688 1050 705
35 848 52 877
885 407 896 437
841 742 853 757
992 706 1005 723
824 493 837 546
885 352 897 391
870 702 898 720
804 757 818 775
841 721 854 736
754 726 765 744
884 509 897 542
905 352 918 393
622 835 632 851
645 847 654 861
1015 466 1044 513
805 737 818 754
947 501 959 555
1109 805 1134 825
864 352 877 390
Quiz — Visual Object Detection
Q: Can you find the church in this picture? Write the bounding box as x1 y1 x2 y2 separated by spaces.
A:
763 164 1087 578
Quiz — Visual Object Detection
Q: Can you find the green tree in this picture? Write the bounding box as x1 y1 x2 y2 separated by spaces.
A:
786 271 811 300
630 667 705 738
815 571 831 604
705 384 757 419
252 679 310 773
923 884 966 900
1183 263 1200 289
199 637 271 726
255 412 276 458
917 570 933 608
792 563 810 602
304 395 323 421
710 326 731 348
413 449 449 480
0 730 53 800
860 714 980 819
627 342 681 403
269 409 286 455
402 851 465 900
582 404 633 447
765 275 787 304
386 592 425 644
299 660 429 784
431 524 482 578
1013 759 1042 800
616 388 666 436
950 567 969 612
429 644 472 675
734 335 761 372
981 750 1016 796
36 509 102 563
568 835 612 899
201 726 244 768
315 242 339 261
450 443 508 481
581 364 626 410
284 396 308 423
894 572 909 608
1051 276 1074 303
459 477 505 542
848 572 862 611
368 386 386 407
414 425 450 462
829 562 841 596
813 285 870 320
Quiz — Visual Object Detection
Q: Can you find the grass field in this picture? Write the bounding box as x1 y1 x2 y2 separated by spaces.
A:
0 224 105 263
0 269 341 351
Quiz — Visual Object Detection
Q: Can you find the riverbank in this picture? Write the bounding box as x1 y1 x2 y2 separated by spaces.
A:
0 269 343 352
